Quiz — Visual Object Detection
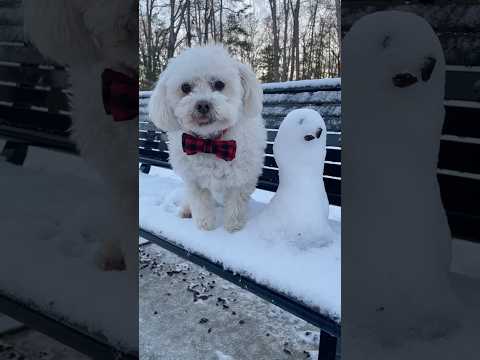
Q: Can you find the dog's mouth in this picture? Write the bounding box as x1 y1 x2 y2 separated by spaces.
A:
192 115 216 126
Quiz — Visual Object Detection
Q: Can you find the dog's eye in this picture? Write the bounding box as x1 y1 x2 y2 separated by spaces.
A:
181 83 192 94
304 135 315 141
213 80 225 91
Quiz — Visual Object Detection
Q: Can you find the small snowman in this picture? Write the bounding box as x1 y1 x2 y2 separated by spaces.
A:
254 108 333 247
343 10 461 342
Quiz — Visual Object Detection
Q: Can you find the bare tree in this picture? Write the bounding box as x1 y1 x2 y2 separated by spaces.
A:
139 0 340 87
267 0 280 81
289 0 300 80
281 0 290 81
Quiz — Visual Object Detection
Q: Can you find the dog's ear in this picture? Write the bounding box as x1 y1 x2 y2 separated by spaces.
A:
23 0 97 65
148 72 180 132
238 62 263 118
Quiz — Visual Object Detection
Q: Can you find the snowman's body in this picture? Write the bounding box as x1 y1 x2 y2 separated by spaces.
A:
343 10 461 342
256 109 332 247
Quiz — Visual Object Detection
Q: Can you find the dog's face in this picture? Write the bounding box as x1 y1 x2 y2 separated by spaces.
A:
149 45 263 137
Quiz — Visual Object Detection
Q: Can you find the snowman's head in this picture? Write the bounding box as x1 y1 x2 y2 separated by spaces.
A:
274 109 327 171
344 11 445 105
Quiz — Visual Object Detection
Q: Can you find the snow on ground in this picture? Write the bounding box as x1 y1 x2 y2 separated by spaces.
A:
0 147 137 352
139 243 321 359
139 166 341 321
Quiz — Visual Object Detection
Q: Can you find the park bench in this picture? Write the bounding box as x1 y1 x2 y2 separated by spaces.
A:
0 2 137 359
139 65 480 359
139 79 343 359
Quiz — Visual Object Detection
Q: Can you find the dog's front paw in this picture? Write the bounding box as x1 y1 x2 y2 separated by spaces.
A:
179 205 192 218
195 214 216 231
96 240 126 271
224 215 246 233
96 252 126 271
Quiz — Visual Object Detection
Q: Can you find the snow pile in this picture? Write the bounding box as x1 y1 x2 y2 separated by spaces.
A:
0 147 137 352
214 350 235 360
139 167 341 321
253 109 333 247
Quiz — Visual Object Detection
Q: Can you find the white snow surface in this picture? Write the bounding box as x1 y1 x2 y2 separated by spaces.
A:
139 166 341 321
262 78 341 90
139 78 341 98
0 147 137 352
214 350 235 360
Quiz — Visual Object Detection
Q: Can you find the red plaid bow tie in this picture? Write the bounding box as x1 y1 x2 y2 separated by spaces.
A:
102 68 139 122
182 132 236 161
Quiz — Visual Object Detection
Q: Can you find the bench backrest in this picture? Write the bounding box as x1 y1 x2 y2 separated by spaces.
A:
437 66 480 242
0 0 73 152
139 79 343 206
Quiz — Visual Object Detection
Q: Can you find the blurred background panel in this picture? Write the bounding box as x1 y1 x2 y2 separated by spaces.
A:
0 1 138 359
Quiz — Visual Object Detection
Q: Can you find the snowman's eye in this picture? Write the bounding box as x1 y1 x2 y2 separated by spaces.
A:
392 73 418 88
304 135 315 141
382 35 392 49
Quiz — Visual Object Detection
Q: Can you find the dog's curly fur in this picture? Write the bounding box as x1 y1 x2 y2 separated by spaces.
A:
149 45 266 232
23 0 138 273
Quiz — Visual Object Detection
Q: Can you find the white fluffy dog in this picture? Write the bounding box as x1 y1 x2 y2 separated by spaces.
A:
23 0 138 272
149 45 266 232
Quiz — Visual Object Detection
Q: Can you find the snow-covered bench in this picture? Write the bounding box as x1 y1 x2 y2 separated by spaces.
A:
0 7 137 359
139 79 343 359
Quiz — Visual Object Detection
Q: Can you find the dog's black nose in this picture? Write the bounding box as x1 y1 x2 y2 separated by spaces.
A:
196 101 211 115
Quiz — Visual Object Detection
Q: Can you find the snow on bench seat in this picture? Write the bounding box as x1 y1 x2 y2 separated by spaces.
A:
0 147 136 353
139 167 341 322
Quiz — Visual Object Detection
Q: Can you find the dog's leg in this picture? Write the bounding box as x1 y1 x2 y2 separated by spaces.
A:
188 183 216 231
178 198 192 218
97 238 126 271
224 187 251 232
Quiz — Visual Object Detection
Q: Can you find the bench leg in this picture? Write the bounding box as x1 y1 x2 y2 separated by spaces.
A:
318 330 337 360
1 141 28 166
139 163 151 174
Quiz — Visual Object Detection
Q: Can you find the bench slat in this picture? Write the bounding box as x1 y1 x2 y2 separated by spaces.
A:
445 70 480 102
439 174 480 241
0 104 71 134
438 140 480 175
0 85 69 111
443 106 480 138
0 44 50 65
0 64 69 88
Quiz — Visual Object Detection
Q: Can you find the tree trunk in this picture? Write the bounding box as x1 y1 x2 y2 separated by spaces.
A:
167 0 177 58
186 0 192 46
219 0 223 42
289 0 300 80
268 0 280 81
204 0 209 43
281 0 289 81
